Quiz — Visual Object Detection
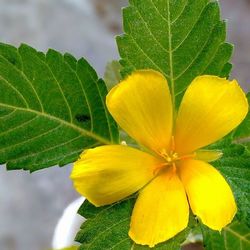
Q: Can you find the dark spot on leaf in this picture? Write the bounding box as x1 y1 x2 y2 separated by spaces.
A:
9 58 17 65
75 114 91 123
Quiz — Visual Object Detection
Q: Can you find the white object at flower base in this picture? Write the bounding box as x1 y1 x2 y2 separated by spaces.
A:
52 197 86 250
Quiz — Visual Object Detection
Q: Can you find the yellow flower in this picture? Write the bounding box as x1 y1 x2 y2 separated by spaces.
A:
71 70 248 247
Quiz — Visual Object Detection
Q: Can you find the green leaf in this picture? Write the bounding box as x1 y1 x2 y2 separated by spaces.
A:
209 140 250 227
117 0 233 108
202 221 250 250
233 93 250 148
76 197 196 250
104 60 122 90
212 94 250 225
0 43 119 172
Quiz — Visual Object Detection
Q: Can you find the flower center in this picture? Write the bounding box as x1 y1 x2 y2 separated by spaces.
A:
154 149 195 177
154 137 195 176
160 149 195 164
160 149 180 163
159 137 195 164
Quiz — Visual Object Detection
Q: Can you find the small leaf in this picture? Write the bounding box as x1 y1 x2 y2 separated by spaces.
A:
117 0 233 108
104 60 122 90
233 93 250 148
0 43 119 172
202 221 250 250
76 197 196 250
209 140 250 227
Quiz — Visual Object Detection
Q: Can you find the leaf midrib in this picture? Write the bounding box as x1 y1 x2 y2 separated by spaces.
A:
166 0 175 114
0 102 112 145
148 0 175 113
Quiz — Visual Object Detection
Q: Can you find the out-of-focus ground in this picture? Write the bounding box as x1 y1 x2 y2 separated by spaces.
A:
0 0 249 249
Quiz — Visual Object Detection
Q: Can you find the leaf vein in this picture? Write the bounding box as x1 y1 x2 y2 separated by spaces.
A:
0 103 112 145
17 49 45 112
171 0 189 24
201 42 223 74
0 109 16 119
134 6 170 54
65 60 94 131
128 30 169 78
85 218 129 249
148 0 168 23
109 237 130 249
9 134 83 164
224 223 250 244
29 142 99 168
0 115 38 137
84 65 114 142
172 3 208 52
43 56 74 123
174 24 217 81
0 74 29 108
0 123 63 153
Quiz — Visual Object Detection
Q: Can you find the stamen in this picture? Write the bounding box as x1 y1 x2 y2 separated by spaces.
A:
172 152 179 160
157 143 195 174
172 163 177 173
178 153 196 161
153 162 171 175
159 148 168 156
166 156 172 163
170 136 175 152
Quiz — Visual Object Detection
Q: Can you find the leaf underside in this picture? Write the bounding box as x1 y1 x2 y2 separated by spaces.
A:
0 43 118 172
117 0 233 107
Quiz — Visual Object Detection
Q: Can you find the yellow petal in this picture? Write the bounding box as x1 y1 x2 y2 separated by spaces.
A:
178 159 237 231
129 169 189 247
106 70 173 154
175 76 248 155
70 145 162 207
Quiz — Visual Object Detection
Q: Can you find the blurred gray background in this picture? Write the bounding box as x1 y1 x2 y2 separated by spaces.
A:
0 0 249 250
